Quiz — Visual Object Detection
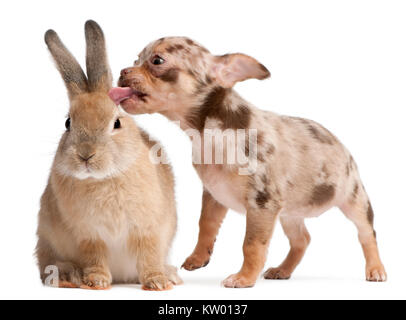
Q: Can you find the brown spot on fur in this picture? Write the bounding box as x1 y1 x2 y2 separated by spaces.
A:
307 124 334 144
292 117 335 145
185 39 209 53
166 46 176 53
245 137 251 157
186 87 228 130
159 68 179 83
167 44 185 54
301 145 309 153
274 123 283 136
256 189 271 208
309 184 335 206
186 87 251 131
193 80 206 97
346 156 358 176
352 183 359 200
245 133 257 158
349 155 356 170
205 75 213 84
222 104 251 129
257 132 264 145
267 145 275 155
367 201 374 226
261 175 269 184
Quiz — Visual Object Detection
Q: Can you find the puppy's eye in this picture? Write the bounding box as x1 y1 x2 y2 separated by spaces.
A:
65 117 71 131
114 119 121 129
151 55 165 65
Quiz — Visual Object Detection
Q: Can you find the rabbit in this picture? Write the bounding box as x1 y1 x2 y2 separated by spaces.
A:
35 20 181 291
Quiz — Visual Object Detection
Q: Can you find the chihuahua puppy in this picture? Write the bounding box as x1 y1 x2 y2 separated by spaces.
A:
109 37 386 287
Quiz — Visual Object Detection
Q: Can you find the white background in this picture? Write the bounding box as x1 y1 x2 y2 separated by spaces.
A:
0 0 405 300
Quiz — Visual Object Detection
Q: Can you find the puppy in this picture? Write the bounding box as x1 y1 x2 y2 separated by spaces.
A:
109 37 387 287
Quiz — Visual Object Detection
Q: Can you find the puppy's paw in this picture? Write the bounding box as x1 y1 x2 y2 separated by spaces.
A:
366 265 387 282
264 267 291 280
222 273 256 288
82 271 112 290
142 273 173 291
182 253 210 271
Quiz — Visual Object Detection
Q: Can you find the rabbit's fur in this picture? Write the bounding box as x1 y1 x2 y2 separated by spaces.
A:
35 21 180 290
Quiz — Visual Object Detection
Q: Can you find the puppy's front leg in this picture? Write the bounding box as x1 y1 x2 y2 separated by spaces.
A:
223 205 280 288
182 190 228 271
79 239 112 290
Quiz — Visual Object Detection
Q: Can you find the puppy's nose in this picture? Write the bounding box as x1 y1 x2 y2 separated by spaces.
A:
121 68 133 76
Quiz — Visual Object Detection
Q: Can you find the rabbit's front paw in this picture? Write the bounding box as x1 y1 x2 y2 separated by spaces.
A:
142 272 173 291
81 268 112 290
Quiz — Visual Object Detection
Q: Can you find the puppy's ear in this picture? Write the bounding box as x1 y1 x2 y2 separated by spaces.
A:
85 20 112 92
211 53 270 88
45 29 89 99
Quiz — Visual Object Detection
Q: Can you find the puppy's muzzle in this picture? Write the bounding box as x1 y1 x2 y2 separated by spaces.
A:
121 67 134 77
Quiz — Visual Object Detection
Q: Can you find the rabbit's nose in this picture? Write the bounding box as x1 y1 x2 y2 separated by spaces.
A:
77 143 96 162
78 153 95 162
121 68 133 76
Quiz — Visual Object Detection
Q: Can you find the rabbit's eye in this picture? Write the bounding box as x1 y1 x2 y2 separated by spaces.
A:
151 55 165 65
114 119 121 129
65 118 71 131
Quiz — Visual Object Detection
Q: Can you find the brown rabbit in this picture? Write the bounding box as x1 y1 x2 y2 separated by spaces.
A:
35 20 181 291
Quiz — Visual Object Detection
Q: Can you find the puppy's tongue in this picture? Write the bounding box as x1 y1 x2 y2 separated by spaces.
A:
108 87 133 106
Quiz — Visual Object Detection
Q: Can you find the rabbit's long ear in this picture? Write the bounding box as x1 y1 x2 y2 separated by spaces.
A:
85 20 112 92
45 30 89 99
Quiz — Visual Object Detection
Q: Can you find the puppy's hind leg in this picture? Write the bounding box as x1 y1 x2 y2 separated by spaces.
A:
264 217 310 280
339 184 387 282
